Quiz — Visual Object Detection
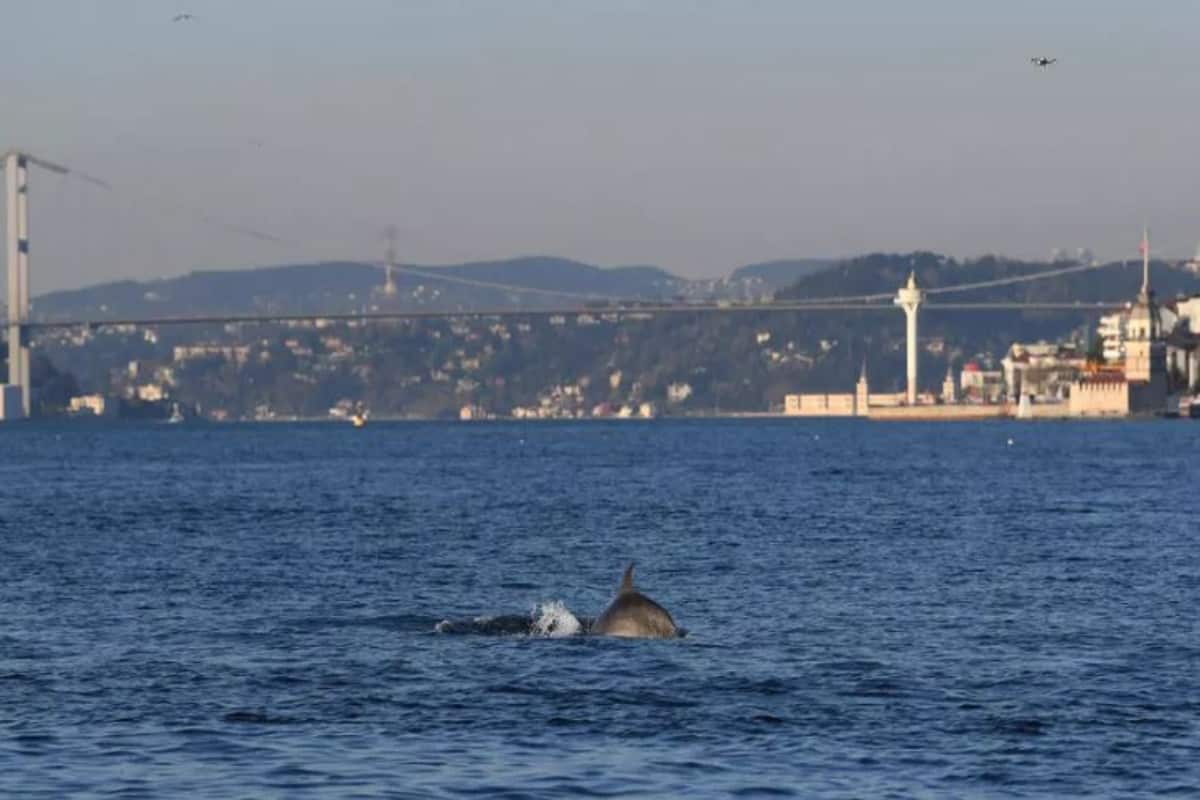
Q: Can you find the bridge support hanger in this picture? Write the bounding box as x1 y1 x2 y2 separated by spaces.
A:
2 150 69 420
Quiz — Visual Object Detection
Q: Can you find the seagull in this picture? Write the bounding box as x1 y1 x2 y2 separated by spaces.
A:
1030 57 1057 69
172 13 195 22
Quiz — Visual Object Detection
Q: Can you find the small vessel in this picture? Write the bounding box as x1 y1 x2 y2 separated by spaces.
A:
167 403 184 424
350 403 369 428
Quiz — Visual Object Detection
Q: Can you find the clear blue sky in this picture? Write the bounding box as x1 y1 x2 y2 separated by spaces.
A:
3 1 1200 292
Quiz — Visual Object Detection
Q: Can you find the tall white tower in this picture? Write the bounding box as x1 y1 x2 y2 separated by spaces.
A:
894 271 924 405
4 152 32 417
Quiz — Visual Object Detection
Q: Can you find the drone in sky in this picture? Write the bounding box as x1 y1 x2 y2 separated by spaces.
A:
172 13 195 23
1030 57 1057 68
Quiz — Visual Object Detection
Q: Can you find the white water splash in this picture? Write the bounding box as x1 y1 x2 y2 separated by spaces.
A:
530 600 582 638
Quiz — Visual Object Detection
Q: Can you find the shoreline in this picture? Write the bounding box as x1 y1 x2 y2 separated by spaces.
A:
17 408 1187 424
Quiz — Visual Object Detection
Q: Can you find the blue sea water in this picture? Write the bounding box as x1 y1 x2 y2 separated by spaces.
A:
1 419 1198 798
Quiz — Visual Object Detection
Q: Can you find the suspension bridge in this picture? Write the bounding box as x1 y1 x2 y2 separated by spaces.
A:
2 148 1135 419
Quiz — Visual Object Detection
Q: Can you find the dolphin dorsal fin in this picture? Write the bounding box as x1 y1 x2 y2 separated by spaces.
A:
619 562 636 594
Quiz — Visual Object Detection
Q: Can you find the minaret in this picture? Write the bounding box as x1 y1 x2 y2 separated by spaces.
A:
855 359 870 416
894 271 924 405
941 364 957 404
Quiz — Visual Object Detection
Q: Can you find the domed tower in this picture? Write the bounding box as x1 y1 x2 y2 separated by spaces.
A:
1124 227 1168 414
1125 227 1166 383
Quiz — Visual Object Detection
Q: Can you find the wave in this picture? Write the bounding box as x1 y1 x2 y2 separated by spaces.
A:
435 601 591 637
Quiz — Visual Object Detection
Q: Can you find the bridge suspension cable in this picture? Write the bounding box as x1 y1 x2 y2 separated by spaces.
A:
783 259 1115 306
29 156 1133 310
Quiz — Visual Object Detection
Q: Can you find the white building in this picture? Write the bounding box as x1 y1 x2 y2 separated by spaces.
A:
136 384 167 402
960 362 1005 403
666 382 693 404
1097 312 1126 364
68 394 110 416
1001 342 1085 402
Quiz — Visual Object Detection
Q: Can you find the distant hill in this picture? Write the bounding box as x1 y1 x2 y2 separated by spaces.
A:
32 255 840 320
730 259 836 290
415 258 680 297
32 257 689 321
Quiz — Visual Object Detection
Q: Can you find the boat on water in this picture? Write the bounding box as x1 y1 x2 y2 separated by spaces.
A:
167 403 185 424
350 404 369 427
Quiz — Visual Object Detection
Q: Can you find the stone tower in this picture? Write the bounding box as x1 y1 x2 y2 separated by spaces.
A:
1125 227 1166 383
1124 227 1168 414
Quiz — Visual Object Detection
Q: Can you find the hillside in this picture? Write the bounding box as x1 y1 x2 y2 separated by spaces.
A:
31 257 689 321
31 254 844 322
31 250 1200 419
779 252 1200 305
730 259 836 290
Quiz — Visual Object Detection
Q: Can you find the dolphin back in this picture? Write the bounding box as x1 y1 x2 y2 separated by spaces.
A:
592 564 678 639
619 562 636 594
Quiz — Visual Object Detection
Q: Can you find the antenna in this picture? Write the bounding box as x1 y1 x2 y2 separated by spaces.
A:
382 225 398 297
1139 225 1151 297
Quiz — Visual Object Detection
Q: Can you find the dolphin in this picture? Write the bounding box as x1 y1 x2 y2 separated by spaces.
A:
590 563 679 639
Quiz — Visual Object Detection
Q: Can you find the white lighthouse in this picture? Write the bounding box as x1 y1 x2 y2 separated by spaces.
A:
894 271 924 405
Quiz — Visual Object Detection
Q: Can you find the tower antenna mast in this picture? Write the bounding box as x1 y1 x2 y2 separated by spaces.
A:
382 225 398 297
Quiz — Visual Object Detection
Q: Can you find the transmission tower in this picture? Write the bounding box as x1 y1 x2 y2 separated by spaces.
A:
382 225 399 297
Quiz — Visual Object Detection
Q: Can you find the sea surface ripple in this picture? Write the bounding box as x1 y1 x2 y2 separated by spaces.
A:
1 420 1198 797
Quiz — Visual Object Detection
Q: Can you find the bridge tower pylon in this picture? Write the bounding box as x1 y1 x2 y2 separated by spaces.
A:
3 150 72 419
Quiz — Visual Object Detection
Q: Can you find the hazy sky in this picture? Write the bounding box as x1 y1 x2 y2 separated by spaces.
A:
4 1 1200 292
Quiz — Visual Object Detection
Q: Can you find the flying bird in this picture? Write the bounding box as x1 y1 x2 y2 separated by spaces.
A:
172 13 195 22
1030 57 1057 68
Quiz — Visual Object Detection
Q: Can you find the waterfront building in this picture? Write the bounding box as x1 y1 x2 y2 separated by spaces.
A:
1001 342 1086 402
68 394 111 416
959 362 1005 404
783 392 857 416
1068 371 1130 417
783 361 872 417
1097 312 1126 363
